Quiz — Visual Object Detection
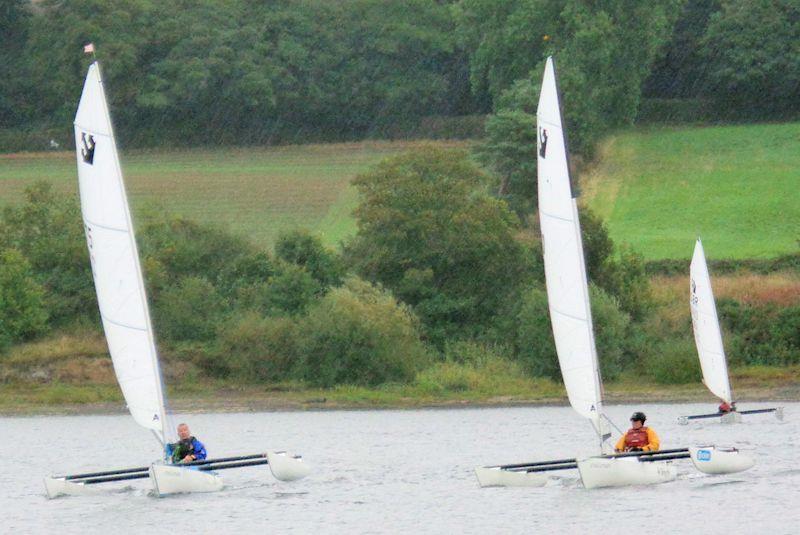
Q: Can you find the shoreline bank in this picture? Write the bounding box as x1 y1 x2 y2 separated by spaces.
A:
2 381 797 416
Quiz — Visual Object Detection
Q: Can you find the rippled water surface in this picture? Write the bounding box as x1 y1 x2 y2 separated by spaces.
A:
2 402 798 534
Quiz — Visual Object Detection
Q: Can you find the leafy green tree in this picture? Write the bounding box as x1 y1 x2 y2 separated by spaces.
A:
139 212 254 284
700 0 800 117
0 248 48 348
346 147 532 345
458 0 679 156
293 277 430 387
275 230 343 289
579 207 652 320
513 283 631 381
589 284 631 380
258 264 321 317
0 0 33 127
0 182 95 326
215 251 276 300
643 0 720 99
210 312 297 381
154 276 225 342
25 0 156 128
476 109 538 215
514 285 559 379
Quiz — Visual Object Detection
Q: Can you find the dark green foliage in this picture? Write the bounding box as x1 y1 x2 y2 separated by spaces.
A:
513 285 559 379
0 248 49 347
139 212 254 284
476 109 538 216
216 252 276 299
275 230 344 289
718 299 800 366
580 208 615 280
580 207 653 320
643 0 719 99
346 147 532 345
293 278 431 387
457 0 679 156
589 285 631 381
256 264 321 317
154 276 225 342
0 0 33 127
209 312 297 381
645 253 800 276
700 0 800 118
635 98 712 124
512 284 631 381
0 182 96 325
25 0 156 128
5 0 470 147
645 337 702 384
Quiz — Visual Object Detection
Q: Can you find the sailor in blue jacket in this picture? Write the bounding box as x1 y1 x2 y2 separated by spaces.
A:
167 423 208 464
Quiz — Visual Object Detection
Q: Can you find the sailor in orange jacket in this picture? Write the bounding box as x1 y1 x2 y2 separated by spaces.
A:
615 412 660 452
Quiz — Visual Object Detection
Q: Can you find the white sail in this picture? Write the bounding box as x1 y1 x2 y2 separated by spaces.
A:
537 57 608 441
690 239 733 404
74 62 170 442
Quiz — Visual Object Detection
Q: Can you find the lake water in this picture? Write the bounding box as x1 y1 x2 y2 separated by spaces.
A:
1 402 798 534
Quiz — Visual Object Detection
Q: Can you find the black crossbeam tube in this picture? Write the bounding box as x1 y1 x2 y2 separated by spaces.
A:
684 407 779 420
66 466 149 480
183 453 268 467
496 457 577 470
739 408 780 415
638 453 691 462
525 462 578 473
604 448 689 459
198 459 271 471
60 452 271 481
495 447 691 471
80 459 272 485
83 472 150 485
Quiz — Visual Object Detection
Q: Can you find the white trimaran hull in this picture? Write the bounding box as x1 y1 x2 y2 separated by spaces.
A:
45 58 309 498
476 57 754 489
474 467 548 488
45 450 311 498
577 457 677 490
148 451 311 496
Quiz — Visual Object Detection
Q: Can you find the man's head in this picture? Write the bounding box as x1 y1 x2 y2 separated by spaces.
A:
177 423 191 440
630 412 646 428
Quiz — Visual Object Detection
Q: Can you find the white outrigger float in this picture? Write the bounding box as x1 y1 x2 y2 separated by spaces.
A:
475 57 755 490
677 240 783 425
45 59 309 498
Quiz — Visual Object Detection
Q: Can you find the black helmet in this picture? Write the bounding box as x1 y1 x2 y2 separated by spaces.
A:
630 411 646 422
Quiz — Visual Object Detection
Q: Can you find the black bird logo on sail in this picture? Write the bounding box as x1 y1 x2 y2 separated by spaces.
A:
691 279 698 305
81 133 96 164
538 127 548 158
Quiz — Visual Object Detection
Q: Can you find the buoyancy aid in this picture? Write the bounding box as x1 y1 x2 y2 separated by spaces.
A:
624 426 650 449
170 437 196 463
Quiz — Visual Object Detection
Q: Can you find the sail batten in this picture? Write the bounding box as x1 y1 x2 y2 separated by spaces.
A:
690 240 733 404
537 57 607 441
74 62 171 443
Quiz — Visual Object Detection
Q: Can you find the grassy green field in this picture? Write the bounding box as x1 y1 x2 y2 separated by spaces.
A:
583 122 800 259
0 141 465 249
2 123 798 258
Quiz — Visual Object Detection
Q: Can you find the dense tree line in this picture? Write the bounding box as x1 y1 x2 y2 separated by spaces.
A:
644 0 800 119
2 0 798 152
2 0 477 147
